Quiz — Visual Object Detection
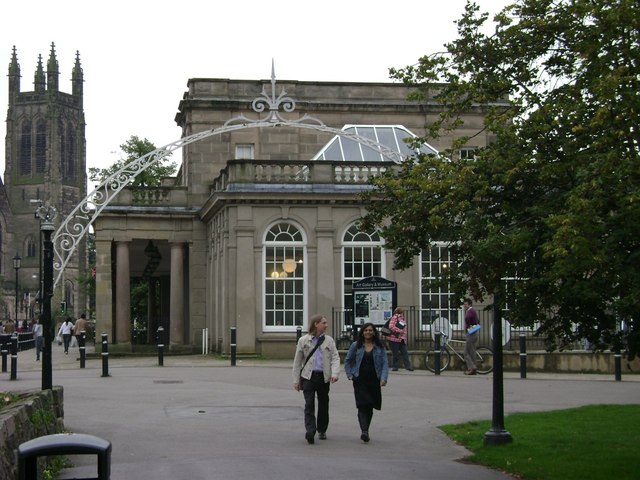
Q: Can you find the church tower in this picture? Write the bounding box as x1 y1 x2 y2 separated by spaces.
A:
2 43 87 324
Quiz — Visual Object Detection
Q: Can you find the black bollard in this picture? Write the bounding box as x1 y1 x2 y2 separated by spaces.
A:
157 326 164 367
296 326 302 342
614 349 622 381
230 326 237 366
101 333 110 377
10 334 18 380
519 334 527 379
79 331 86 369
1 333 9 373
434 333 441 376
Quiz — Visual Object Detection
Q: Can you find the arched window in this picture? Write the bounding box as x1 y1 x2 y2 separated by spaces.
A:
263 222 305 330
342 224 384 311
65 126 76 180
64 280 74 312
26 236 37 258
35 120 46 174
20 121 32 176
420 244 457 329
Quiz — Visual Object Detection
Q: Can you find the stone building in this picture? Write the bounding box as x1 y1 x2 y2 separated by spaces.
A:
92 68 504 358
1 44 87 325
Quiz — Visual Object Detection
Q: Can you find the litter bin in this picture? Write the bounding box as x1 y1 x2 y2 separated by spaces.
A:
17 433 111 480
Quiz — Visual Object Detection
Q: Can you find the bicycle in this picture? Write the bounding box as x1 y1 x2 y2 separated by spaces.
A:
424 332 494 374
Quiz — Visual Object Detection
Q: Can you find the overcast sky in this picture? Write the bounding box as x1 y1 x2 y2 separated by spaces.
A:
0 0 509 177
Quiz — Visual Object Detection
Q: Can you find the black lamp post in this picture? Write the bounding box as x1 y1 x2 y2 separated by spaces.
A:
34 201 57 391
484 287 513 445
13 253 21 330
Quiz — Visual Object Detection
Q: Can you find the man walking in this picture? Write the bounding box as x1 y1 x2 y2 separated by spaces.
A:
74 313 89 344
292 314 340 444
463 298 480 375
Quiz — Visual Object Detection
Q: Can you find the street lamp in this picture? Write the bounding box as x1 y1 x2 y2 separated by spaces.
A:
34 200 57 391
13 253 21 330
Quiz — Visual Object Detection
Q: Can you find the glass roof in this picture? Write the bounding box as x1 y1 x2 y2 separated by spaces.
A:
312 125 438 163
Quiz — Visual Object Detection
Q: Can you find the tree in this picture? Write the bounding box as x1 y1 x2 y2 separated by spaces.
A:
89 135 177 186
360 0 640 357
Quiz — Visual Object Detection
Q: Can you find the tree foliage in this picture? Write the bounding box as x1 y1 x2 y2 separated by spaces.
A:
360 0 640 356
88 136 177 187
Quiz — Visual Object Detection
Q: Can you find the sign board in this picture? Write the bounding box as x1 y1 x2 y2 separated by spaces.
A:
352 276 397 325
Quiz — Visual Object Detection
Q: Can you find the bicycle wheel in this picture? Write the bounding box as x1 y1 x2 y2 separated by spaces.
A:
474 347 494 374
425 348 451 372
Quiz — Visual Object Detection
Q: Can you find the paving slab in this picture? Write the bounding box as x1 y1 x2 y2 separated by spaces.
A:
2 343 639 480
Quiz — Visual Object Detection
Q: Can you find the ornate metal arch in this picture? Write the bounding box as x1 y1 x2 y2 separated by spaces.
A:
53 66 405 287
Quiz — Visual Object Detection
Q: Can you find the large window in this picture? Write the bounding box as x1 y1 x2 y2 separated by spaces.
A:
263 222 305 330
35 120 46 174
420 244 458 329
62 122 77 181
342 224 384 311
20 121 32 176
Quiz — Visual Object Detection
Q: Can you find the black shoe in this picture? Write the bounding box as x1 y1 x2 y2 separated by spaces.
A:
305 431 315 444
360 431 370 442
406 368 414 371
391 368 398 371
318 432 327 440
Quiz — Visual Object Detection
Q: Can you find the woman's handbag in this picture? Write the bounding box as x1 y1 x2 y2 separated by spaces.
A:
380 319 392 337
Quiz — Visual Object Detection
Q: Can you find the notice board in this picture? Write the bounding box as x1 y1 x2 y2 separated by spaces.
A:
352 276 397 325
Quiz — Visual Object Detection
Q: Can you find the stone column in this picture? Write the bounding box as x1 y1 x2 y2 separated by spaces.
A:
94 239 113 346
170 242 185 345
115 241 131 344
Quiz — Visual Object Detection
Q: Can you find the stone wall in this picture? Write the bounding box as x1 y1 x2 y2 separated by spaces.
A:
0 387 64 480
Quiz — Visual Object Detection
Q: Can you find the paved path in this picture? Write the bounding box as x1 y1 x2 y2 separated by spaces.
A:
3 344 639 480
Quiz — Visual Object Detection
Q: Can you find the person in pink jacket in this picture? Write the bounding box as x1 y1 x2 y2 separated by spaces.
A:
387 307 413 371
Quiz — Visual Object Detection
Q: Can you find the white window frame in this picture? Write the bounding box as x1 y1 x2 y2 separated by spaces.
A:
342 223 385 311
263 222 306 331
459 147 477 160
420 243 459 330
236 144 254 160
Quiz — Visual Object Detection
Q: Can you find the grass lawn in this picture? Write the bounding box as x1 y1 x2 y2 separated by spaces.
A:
440 404 639 480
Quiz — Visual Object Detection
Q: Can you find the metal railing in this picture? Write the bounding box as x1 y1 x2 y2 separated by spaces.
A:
331 306 575 351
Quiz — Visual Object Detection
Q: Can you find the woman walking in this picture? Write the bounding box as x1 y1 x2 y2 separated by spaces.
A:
57 317 75 354
388 307 413 371
344 322 389 442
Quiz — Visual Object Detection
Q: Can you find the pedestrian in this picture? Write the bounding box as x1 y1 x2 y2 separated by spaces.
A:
32 318 43 361
463 298 480 375
292 314 340 444
74 313 89 344
387 307 413 371
344 322 388 442
3 319 15 334
57 316 74 354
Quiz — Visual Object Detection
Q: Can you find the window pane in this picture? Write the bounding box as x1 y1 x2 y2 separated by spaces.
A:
264 223 305 330
420 245 456 326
